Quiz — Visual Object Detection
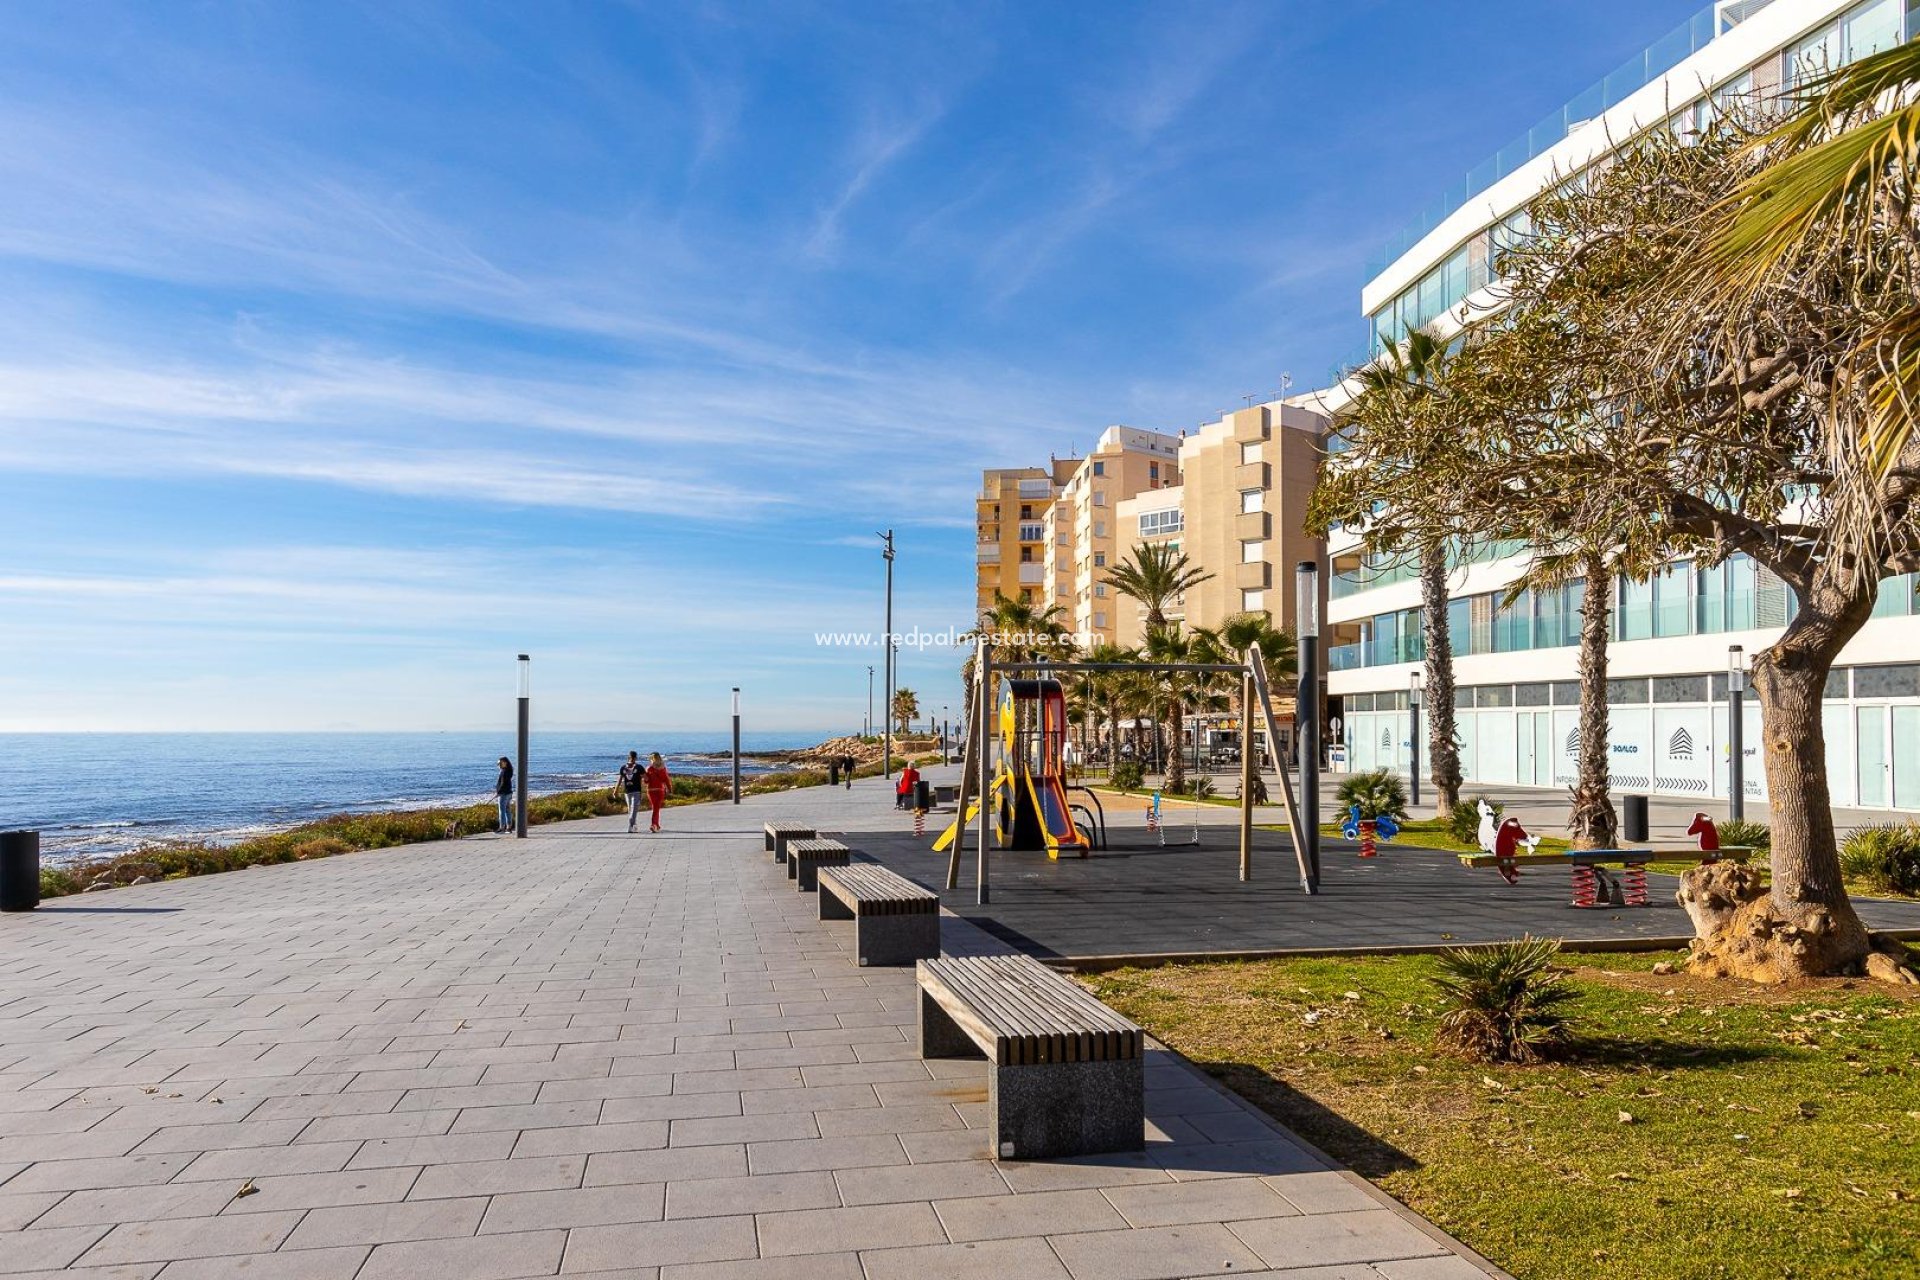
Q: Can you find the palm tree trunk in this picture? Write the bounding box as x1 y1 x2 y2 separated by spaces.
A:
1418 538 1462 813
1684 563 1872 981
1165 701 1186 792
1569 553 1618 850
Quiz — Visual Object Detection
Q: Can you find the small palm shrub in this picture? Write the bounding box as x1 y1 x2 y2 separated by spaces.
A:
1110 761 1145 792
1336 769 1408 822
1430 936 1575 1064
1715 819 1771 852
1189 775 1217 800
1840 822 1920 896
1449 794 1502 844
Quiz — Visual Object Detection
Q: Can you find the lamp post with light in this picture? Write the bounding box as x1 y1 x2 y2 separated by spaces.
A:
731 687 742 805
1409 669 1423 811
515 654 530 839
1296 561 1320 890
1728 645 1747 822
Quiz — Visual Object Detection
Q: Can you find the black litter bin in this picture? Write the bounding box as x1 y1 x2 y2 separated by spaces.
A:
914 780 934 810
0 830 40 912
1622 795 1649 844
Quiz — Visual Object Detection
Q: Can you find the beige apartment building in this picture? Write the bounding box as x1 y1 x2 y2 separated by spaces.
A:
975 461 1078 615
1044 426 1181 645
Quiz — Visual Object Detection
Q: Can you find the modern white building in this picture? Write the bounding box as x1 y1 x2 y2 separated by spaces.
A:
1319 0 1920 813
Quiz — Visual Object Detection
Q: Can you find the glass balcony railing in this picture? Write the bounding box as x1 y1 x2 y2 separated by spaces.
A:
1367 4 1720 279
1328 643 1365 672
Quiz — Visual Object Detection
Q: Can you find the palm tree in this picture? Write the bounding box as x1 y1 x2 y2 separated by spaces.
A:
1080 642 1135 770
959 593 1077 746
1343 329 1465 813
1143 626 1227 793
1705 41 1920 479
891 689 920 736
1106 543 1214 636
1197 612 1297 771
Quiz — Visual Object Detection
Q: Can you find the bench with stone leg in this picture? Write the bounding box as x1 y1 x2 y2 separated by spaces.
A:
916 954 1144 1161
764 821 816 864
816 865 940 966
785 837 850 892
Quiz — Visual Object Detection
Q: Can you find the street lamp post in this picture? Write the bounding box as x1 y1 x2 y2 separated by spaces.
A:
1295 562 1320 891
866 665 874 738
515 654 530 839
1409 669 1423 811
731 687 742 805
1728 645 1747 822
880 531 895 780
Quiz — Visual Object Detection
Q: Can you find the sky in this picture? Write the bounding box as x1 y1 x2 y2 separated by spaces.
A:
0 0 1696 734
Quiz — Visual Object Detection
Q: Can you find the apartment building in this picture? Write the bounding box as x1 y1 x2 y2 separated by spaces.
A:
1319 0 1920 813
1042 426 1182 645
1112 485 1186 649
975 461 1078 615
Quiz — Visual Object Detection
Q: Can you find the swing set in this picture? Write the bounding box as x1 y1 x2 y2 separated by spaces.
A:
936 642 1319 904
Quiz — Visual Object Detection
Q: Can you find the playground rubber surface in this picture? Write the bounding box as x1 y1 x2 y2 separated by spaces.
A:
844 822 1920 963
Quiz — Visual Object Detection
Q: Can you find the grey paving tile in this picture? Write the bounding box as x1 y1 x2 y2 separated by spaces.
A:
1151 1139 1326 1182
669 1112 817 1148
663 1254 864 1280
756 1201 947 1257
562 1216 759 1272
0 1265 161 1280
586 1145 749 1188
32 1178 241 1228
665 1170 840 1219
283 1195 490 1250
409 1155 586 1199
1102 1177 1303 1228
1263 1172 1384 1216
0 1222 112 1272
834 1158 1007 1206
360 1228 567 1280
481 1183 666 1233
511 1120 669 1158
177 1140 363 1181
1227 1209 1449 1269
746 1134 906 1175
348 1130 520 1169
79 1211 303 1265
219 1165 421 1214
996 1153 1171 1194
860 1237 1072 1280
154 1246 371 1279
1375 1259 1498 1279
1047 1223 1268 1280
934 1188 1126 1242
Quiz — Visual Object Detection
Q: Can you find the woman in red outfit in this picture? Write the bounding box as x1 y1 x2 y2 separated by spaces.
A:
643 752 671 832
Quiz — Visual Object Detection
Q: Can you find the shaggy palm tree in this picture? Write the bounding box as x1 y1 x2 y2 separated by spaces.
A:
1106 543 1213 635
890 689 920 735
1143 626 1225 793
1704 40 1920 479
959 592 1077 746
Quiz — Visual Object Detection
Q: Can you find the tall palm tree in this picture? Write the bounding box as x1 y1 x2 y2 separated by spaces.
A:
1705 40 1920 479
1343 330 1465 812
891 689 920 735
1197 612 1298 769
959 593 1077 745
1106 543 1214 636
1143 626 1226 793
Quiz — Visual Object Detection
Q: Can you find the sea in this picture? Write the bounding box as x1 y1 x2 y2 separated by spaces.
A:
0 731 827 863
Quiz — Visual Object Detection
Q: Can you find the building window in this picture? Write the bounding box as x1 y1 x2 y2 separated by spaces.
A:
1241 540 1265 564
1093 522 1106 538
1092 491 1106 507
1093 611 1107 628
1094 584 1106 598
1091 460 1105 476
1240 441 1261 465
1240 489 1263 514
1242 589 1264 612
1138 508 1183 537
1019 523 1044 542
1149 461 1159 480
1019 504 1032 520
1094 552 1106 567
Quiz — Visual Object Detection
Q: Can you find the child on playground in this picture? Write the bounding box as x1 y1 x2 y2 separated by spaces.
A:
643 752 671 832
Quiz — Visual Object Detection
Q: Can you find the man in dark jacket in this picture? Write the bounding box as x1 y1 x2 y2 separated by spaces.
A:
842 754 856 789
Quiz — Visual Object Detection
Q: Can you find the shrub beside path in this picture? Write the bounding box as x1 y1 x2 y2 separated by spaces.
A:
0 768 1501 1278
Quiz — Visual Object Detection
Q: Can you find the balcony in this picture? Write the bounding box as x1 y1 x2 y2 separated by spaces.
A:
1235 560 1270 590
1235 511 1270 540
1235 461 1269 491
1018 563 1045 585
976 544 1000 564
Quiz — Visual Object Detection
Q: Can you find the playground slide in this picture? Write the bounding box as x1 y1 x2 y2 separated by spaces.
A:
931 776 1010 852
1025 767 1088 854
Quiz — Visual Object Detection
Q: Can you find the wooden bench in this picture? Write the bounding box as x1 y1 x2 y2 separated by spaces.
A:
784 837 851 892
764 821 816 864
1458 846 1752 908
916 954 1143 1161
816 865 940 967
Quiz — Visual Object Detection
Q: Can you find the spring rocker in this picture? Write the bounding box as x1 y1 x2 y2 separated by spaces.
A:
1339 805 1400 858
1458 803 1752 908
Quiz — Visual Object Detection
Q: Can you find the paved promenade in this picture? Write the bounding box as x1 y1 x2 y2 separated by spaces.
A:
0 774 1498 1278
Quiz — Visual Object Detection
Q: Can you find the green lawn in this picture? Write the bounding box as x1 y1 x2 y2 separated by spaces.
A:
1086 952 1920 1280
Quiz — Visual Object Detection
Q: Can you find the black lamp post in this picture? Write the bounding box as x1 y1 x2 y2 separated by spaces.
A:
1409 669 1423 811
1728 645 1747 822
515 654 530 839
731 687 742 805
880 531 895 779
1296 561 1320 890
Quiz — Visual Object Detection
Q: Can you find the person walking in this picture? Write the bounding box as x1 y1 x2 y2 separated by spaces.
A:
494 756 514 833
643 752 671 833
618 751 645 833
842 753 856 790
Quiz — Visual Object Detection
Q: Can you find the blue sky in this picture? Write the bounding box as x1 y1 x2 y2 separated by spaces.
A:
0 0 1693 734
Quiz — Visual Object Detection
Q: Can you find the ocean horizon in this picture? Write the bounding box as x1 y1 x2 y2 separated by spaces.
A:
1 730 835 861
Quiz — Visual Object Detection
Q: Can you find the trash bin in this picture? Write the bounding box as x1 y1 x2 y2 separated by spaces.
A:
914 780 934 810
0 831 40 912
1622 795 1649 844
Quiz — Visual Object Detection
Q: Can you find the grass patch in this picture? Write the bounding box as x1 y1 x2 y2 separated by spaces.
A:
40 767 833 900
1085 951 1920 1280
